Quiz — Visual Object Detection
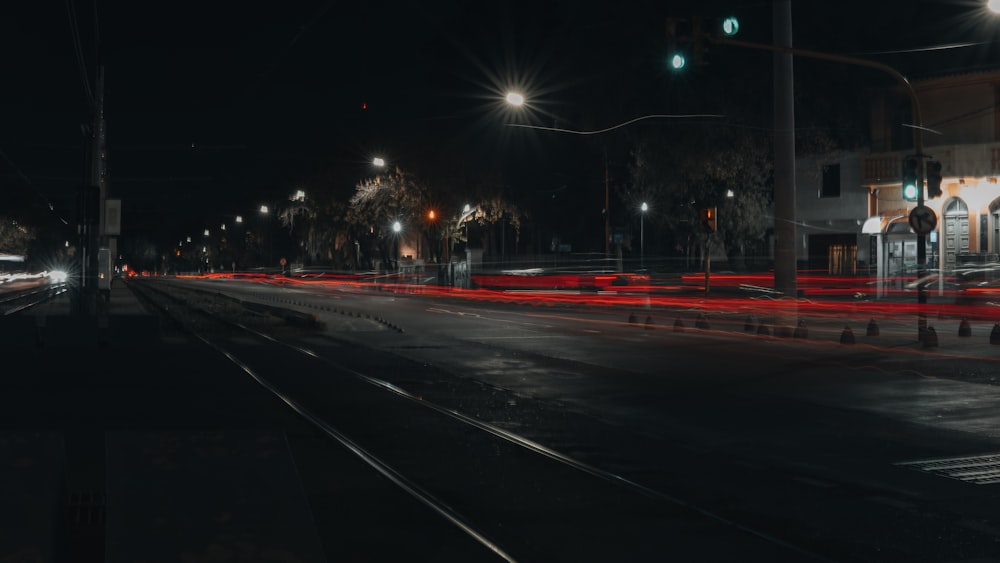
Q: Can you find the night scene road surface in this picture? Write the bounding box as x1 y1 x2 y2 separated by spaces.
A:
66 274 1000 562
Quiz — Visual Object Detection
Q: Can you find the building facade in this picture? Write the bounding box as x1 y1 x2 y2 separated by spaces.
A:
795 69 1000 295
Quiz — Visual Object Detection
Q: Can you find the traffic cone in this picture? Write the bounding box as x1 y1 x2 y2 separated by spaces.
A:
794 319 808 339
628 312 637 325
958 318 971 337
696 313 710 330
866 318 879 336
840 325 855 344
923 326 939 348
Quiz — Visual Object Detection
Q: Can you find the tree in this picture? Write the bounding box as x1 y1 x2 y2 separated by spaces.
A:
627 124 772 271
347 166 431 270
0 216 36 261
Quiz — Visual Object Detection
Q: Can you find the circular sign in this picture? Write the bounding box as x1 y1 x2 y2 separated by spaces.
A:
908 205 937 235
279 257 287 266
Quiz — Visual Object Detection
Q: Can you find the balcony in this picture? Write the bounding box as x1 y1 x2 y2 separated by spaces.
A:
861 142 1000 185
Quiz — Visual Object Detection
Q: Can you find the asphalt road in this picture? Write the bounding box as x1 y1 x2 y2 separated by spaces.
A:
184 276 1000 562
8 276 1000 562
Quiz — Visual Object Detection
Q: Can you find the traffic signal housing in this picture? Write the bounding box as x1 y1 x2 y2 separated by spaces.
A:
700 207 717 233
926 160 943 199
901 156 920 202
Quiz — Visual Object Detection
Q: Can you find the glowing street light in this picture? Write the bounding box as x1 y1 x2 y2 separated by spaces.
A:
640 202 648 271
373 157 386 167
989 0 1000 13
505 92 525 107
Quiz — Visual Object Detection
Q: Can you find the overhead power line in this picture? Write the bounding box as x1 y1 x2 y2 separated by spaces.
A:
66 0 94 108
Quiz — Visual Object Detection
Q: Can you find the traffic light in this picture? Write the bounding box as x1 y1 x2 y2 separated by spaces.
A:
901 156 920 201
666 17 687 70
926 160 943 199
700 207 717 233
666 16 709 69
721 16 740 36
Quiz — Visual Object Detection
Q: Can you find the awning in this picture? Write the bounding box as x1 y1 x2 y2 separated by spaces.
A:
861 215 905 235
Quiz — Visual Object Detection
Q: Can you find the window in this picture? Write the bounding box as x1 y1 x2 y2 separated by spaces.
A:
821 163 841 198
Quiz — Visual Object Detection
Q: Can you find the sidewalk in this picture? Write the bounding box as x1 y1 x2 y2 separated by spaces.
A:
1 280 159 349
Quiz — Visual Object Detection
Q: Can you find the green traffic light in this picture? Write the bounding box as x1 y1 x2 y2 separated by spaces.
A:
670 54 686 70
902 183 919 201
722 16 739 36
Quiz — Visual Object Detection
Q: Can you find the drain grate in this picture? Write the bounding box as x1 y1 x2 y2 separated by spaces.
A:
896 453 1000 485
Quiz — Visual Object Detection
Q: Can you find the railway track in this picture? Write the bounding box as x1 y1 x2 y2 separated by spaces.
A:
124 278 825 562
0 282 68 315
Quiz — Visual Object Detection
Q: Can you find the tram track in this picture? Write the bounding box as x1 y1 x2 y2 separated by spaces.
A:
125 278 831 562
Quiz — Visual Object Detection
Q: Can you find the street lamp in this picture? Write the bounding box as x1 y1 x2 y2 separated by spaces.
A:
989 0 1000 13
640 202 648 271
392 220 402 272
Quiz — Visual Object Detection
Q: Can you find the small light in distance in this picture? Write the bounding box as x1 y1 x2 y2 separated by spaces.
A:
670 54 686 70
373 157 385 167
49 270 68 283
392 221 402 233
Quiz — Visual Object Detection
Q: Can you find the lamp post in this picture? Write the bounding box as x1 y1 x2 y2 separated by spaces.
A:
259 204 273 269
640 202 648 271
392 220 402 272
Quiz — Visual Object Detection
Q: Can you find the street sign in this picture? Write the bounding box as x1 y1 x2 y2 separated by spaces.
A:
908 205 937 235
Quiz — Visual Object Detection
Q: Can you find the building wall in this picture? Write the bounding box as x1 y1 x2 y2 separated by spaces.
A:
800 71 1000 278
794 151 869 267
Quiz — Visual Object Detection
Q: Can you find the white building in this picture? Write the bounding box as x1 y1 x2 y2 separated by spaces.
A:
795 69 1000 295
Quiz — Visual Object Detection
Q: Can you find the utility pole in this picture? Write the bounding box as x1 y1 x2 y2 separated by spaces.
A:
710 10 927 341
604 148 611 267
773 0 797 334
79 66 108 315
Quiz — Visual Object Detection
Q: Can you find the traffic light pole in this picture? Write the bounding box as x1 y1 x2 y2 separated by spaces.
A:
708 34 929 340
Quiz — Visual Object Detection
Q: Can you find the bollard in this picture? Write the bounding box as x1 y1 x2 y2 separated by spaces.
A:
923 326 939 348
958 318 971 337
991 322 1000 345
674 318 685 332
756 324 770 337
744 315 756 332
628 312 637 325
794 319 808 339
866 318 879 337
840 325 855 344
645 316 654 330
696 313 710 330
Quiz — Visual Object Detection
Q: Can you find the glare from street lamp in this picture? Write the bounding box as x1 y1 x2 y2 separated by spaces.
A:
260 205 269 214
989 0 1000 13
463 204 471 213
392 221 402 233
373 157 385 167
641 202 648 212
505 92 525 107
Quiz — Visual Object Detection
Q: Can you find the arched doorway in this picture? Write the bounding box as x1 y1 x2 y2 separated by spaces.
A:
943 198 969 271
991 198 1000 259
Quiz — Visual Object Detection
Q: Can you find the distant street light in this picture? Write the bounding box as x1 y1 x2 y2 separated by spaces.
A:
989 0 1000 13
640 202 648 271
505 92 525 107
392 221 402 272
373 157 385 167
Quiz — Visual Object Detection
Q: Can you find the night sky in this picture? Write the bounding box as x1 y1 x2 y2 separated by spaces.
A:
2 0 998 252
